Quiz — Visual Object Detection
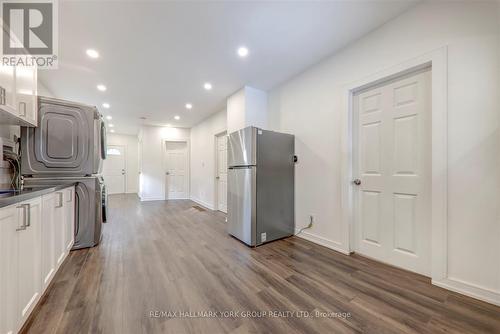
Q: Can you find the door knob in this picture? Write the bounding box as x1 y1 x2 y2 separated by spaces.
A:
216 176 220 179
166 172 170 175
353 179 361 185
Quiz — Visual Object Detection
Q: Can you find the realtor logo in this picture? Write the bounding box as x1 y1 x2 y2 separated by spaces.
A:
1 0 58 68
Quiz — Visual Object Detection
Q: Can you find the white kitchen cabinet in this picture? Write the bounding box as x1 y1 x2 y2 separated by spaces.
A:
16 197 42 326
54 191 66 267
64 187 75 252
0 64 39 127
0 206 19 334
40 193 56 290
0 27 38 127
0 64 38 127
0 186 75 334
41 186 75 290
15 66 37 126
0 66 16 113
0 197 41 334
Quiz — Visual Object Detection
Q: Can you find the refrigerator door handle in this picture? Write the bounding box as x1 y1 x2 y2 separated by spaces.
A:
228 165 256 169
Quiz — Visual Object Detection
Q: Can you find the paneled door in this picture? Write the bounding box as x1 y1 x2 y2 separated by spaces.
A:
353 69 431 276
165 141 188 199
103 145 126 194
216 134 227 213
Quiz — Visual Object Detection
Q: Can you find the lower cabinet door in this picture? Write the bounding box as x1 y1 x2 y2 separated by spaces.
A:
17 198 42 326
41 194 56 290
64 187 75 251
54 191 66 267
0 206 19 334
1 191 73 334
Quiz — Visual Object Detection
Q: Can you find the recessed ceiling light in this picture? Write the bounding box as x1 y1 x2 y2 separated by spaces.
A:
102 103 110 108
174 115 180 120
108 124 114 127
185 103 192 110
86 49 99 59
204 82 212 90
110 129 115 133
97 84 107 92
106 115 112 120
237 46 249 57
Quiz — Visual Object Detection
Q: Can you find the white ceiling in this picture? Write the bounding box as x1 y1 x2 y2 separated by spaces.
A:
40 0 418 135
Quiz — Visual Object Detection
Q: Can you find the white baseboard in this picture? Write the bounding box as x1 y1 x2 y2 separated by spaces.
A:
190 197 215 210
432 278 500 307
295 229 500 307
294 229 350 255
139 196 165 202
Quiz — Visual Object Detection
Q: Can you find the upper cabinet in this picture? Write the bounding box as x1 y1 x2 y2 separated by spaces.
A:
0 25 38 127
15 66 38 126
0 64 38 127
0 66 16 113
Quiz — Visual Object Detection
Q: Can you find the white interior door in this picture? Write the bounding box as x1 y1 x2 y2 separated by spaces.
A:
353 69 431 276
216 134 228 213
103 145 126 194
165 141 188 199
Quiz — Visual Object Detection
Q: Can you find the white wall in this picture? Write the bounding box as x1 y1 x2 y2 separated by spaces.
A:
227 88 246 133
227 86 268 133
268 1 500 304
106 133 139 193
139 126 190 201
244 86 268 130
190 110 227 209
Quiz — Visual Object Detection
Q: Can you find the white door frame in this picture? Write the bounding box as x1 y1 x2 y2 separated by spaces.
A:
340 47 448 282
214 130 227 212
162 138 190 200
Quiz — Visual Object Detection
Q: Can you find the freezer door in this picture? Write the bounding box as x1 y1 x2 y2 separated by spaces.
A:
227 166 256 246
228 126 257 167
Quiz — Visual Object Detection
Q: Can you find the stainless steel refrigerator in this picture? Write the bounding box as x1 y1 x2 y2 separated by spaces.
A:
227 126 295 246
21 97 107 249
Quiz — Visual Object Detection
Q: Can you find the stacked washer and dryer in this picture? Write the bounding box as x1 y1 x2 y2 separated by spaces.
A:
21 97 108 249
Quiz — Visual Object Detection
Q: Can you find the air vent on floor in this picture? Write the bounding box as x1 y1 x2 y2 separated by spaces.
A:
192 205 206 212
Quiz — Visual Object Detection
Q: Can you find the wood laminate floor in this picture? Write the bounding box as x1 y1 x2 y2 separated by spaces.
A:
22 194 500 334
